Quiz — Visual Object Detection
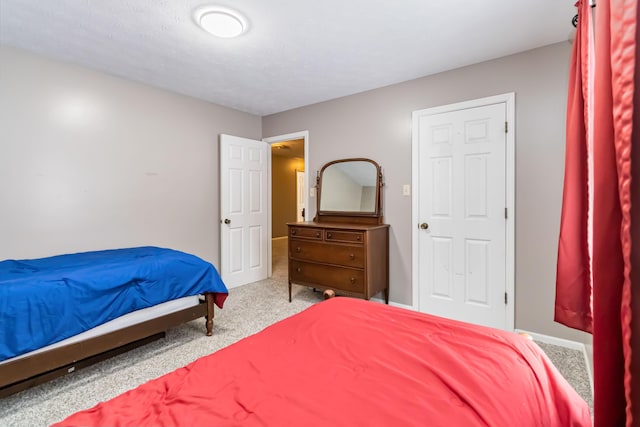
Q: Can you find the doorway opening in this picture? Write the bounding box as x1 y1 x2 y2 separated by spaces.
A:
264 131 309 280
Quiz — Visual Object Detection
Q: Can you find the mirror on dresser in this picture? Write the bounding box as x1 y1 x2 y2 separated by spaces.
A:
315 158 384 224
287 158 389 304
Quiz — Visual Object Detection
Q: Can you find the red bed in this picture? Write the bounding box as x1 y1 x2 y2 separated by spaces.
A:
53 298 591 427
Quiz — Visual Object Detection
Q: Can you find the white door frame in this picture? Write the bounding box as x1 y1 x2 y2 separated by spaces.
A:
411 93 515 330
262 131 310 278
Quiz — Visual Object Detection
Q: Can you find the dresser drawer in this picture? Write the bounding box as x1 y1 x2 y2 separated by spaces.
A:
289 261 365 294
324 229 364 244
289 226 323 240
289 240 364 268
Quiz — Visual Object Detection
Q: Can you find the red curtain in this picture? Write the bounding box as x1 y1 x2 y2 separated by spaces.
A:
631 4 640 418
593 1 635 425
557 0 636 425
555 0 594 333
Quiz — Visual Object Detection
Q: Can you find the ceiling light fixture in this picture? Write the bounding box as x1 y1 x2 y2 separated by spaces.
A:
195 6 248 38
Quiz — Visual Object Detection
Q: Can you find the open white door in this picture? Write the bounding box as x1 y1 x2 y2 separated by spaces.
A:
220 134 269 288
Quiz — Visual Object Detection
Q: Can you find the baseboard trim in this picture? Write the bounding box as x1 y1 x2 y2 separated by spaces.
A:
369 297 414 311
515 329 583 349
516 329 593 394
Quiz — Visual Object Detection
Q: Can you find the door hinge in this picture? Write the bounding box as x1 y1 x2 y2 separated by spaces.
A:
504 207 507 219
504 121 508 133
504 292 508 305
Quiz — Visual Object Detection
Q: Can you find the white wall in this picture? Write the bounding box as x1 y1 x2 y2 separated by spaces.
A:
0 46 261 266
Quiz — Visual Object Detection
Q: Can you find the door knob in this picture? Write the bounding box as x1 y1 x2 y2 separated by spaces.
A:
419 222 429 230
224 218 231 225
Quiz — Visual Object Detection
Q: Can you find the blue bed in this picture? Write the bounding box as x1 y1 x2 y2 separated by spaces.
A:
0 246 228 395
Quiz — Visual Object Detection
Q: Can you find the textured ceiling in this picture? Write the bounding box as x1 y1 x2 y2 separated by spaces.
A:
0 0 575 116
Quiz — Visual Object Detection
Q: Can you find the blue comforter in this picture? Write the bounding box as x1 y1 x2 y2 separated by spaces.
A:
0 247 228 361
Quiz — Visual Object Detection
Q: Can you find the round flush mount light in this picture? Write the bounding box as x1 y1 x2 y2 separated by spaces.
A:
195 6 248 38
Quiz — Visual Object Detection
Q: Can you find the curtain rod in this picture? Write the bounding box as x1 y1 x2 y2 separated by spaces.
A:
572 1 596 28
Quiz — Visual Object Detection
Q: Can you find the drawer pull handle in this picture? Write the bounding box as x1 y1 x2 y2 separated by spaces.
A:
296 247 301 253
291 230 297 235
356 235 361 241
316 232 321 237
297 267 302 273
327 233 332 239
349 253 355 260
350 277 356 284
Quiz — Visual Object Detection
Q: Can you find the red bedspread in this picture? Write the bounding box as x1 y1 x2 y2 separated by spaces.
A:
54 298 591 427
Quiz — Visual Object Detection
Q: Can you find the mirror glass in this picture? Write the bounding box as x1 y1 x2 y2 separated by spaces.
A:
319 160 378 213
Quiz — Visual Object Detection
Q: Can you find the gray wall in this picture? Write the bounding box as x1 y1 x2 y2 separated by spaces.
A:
263 42 591 343
0 46 261 266
0 42 589 343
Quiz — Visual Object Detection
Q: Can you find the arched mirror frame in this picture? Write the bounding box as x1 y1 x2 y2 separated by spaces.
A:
314 158 384 225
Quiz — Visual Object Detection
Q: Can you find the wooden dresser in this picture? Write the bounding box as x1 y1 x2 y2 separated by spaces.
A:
287 158 389 303
287 221 389 303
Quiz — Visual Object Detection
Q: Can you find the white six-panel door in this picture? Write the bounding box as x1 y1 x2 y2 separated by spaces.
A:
220 134 269 288
413 96 514 330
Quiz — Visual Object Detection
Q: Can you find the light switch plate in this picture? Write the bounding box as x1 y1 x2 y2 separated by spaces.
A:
402 184 411 196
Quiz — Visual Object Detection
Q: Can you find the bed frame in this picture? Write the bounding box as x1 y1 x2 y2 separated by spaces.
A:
0 293 216 398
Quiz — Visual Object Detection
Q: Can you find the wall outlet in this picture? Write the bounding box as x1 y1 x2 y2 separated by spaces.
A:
402 184 411 196
310 187 315 197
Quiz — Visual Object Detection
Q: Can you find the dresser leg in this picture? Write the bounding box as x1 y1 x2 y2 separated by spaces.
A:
288 281 292 302
384 288 389 304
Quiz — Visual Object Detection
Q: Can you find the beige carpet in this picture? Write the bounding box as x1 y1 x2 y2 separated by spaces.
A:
0 237 592 425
